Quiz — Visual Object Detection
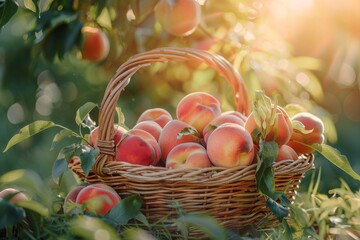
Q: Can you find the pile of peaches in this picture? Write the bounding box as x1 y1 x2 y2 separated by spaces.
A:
89 92 325 169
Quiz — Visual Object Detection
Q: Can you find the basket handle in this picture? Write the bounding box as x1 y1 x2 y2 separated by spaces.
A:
94 47 250 174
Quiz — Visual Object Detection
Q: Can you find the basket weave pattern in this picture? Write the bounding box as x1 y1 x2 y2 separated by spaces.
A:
69 47 314 230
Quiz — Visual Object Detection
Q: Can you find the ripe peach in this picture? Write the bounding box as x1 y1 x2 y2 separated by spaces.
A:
133 120 162 141
64 185 86 204
63 185 86 213
287 112 325 155
207 123 254 168
0 188 28 203
221 110 247 123
116 129 161 166
202 113 245 143
275 145 299 162
176 92 222 134
158 120 201 162
166 142 212 169
136 108 173 128
245 106 293 147
88 125 127 149
75 183 121 216
154 0 201 37
81 26 110 62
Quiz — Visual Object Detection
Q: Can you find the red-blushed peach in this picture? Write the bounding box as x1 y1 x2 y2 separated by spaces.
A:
64 186 86 204
275 145 299 162
0 188 28 203
245 106 293 147
202 113 246 143
287 112 325 155
63 185 86 213
176 92 222 134
75 183 121 216
166 142 212 169
154 0 201 37
133 120 162 141
207 123 254 168
81 26 110 62
158 119 201 162
88 125 127 148
116 129 161 166
136 108 173 128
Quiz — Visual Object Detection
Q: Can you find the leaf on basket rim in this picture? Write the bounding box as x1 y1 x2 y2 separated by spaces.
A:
79 146 99 177
75 102 98 127
255 140 282 199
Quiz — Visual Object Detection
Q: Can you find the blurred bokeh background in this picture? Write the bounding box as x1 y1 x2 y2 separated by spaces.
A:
1 0 359 193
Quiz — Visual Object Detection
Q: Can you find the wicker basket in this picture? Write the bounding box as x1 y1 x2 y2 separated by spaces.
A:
69 47 314 233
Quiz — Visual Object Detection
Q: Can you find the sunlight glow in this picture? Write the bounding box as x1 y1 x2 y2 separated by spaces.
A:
7 102 24 124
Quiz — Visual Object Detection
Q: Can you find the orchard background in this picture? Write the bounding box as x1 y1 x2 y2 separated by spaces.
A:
0 0 360 239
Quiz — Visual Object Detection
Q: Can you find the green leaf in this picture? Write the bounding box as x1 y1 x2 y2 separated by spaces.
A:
289 204 310 228
71 216 121 240
62 144 81 161
0 169 52 208
59 20 83 59
75 102 98 126
79 146 100 177
255 140 281 199
312 143 360 181
121 228 156 240
51 128 77 150
291 120 313 134
176 213 227 240
4 120 57 152
105 195 142 227
0 200 25 229
52 157 68 184
134 212 150 227
266 198 289 221
115 106 126 127
0 0 18 28
281 218 294 240
177 127 199 139
15 200 49 217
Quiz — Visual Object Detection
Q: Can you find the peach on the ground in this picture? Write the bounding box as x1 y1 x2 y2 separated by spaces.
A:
75 183 121 216
207 123 254 168
176 92 222 134
0 188 28 203
166 142 212 169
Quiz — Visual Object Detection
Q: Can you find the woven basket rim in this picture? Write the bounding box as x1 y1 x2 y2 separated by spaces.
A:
69 154 314 185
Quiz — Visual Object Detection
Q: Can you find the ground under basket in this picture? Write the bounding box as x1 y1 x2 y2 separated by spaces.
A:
69 47 314 232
